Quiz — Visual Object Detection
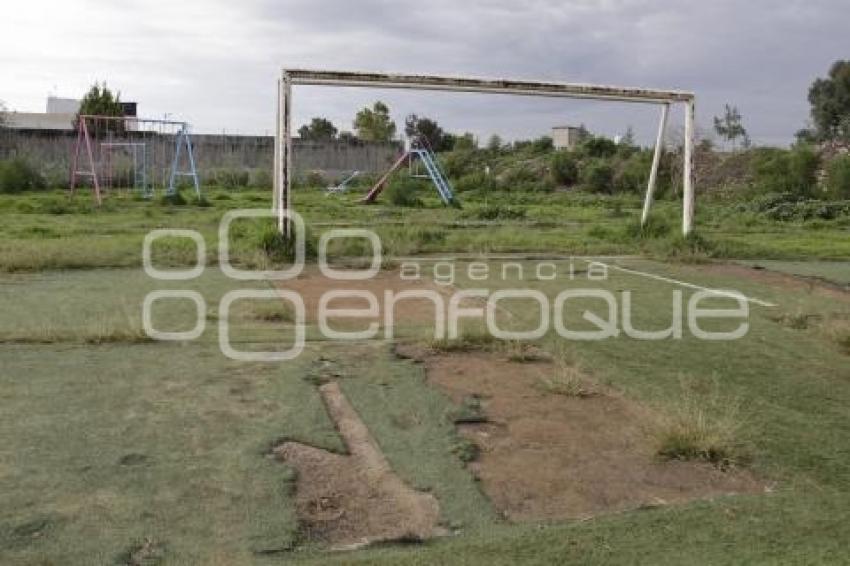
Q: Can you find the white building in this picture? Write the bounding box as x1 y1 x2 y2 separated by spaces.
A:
551 125 586 150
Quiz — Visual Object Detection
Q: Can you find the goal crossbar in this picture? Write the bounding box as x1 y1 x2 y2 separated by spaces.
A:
275 68 696 236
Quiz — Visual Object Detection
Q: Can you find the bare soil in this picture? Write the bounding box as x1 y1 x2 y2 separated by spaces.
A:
278 268 449 325
274 382 442 549
397 344 763 522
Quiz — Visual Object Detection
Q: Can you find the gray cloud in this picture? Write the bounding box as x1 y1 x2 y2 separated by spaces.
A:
1 0 845 145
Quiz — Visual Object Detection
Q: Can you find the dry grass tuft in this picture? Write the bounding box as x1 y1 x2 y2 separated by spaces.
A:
428 327 499 353
249 300 294 323
536 361 597 398
655 386 743 467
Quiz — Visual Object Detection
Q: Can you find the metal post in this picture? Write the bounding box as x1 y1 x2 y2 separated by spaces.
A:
168 126 184 195
683 99 696 236
69 120 84 195
82 119 102 205
278 72 292 237
273 79 280 213
184 125 201 197
641 103 670 226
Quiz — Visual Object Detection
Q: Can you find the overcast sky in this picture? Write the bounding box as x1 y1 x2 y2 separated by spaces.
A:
1 0 846 146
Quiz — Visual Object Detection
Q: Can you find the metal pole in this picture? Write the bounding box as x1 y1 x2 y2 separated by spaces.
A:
683 99 696 236
185 125 201 198
82 119 102 205
278 72 292 237
273 78 280 213
641 103 670 226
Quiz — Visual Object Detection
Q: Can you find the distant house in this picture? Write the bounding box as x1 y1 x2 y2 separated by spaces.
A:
4 96 137 132
551 125 587 150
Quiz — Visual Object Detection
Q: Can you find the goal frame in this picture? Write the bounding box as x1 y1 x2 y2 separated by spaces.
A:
274 69 696 237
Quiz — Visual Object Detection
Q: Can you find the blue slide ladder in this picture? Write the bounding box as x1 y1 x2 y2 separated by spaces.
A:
410 136 456 205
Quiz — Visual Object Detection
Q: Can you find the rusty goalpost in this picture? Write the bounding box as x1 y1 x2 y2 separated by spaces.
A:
274 69 696 238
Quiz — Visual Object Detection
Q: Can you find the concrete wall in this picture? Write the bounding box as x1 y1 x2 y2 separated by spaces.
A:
0 128 401 184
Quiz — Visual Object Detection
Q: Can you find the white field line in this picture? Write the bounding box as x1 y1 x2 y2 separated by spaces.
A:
590 260 778 308
393 254 640 262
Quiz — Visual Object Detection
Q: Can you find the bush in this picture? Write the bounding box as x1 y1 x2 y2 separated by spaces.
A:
251 169 273 189
614 152 651 193
442 149 479 178
751 146 819 196
826 155 850 199
578 136 618 158
500 164 552 191
206 168 250 190
453 171 496 193
550 151 579 186
580 159 615 193
384 175 425 207
0 159 46 193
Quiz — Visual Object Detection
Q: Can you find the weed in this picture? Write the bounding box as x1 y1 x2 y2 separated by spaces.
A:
655 386 743 467
451 438 480 463
537 362 596 398
771 311 820 330
451 395 487 424
249 299 294 323
429 327 499 353
503 340 546 363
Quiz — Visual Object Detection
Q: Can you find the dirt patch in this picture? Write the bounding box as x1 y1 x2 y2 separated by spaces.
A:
397 344 763 522
274 382 442 549
277 268 449 326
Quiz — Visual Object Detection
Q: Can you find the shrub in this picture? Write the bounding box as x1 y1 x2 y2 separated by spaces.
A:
442 149 479 178
384 175 425 207
159 190 187 206
500 164 552 191
0 159 46 193
826 155 850 199
614 152 651 193
580 159 615 193
255 220 316 261
624 215 673 239
251 169 273 188
206 168 250 189
751 146 819 196
550 151 579 185
578 136 618 158
453 171 496 193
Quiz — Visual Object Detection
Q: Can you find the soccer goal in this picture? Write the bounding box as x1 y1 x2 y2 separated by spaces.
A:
273 69 696 237
70 115 201 204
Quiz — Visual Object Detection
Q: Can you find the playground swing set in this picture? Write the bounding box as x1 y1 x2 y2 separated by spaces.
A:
69 115 202 205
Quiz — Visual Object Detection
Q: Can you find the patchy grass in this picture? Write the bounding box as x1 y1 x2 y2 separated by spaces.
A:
247 298 294 323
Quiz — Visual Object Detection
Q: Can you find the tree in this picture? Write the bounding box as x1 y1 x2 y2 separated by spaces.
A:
620 126 636 147
404 114 452 150
486 134 503 152
338 131 359 144
453 133 477 151
75 82 124 132
713 104 748 151
297 117 338 141
807 60 850 142
353 101 396 142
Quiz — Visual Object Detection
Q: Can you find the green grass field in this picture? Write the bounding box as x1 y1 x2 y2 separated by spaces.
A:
1 185 849 564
